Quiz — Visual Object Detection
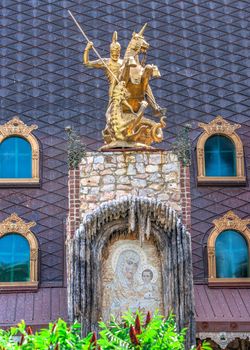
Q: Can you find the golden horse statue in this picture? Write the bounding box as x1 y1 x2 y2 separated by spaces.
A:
83 23 166 149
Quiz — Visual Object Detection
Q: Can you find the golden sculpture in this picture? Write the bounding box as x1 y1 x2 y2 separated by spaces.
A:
84 31 123 102
69 11 166 149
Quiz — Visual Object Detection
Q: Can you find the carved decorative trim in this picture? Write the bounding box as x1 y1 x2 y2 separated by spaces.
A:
0 117 38 138
0 214 39 288
197 332 250 349
213 211 250 235
207 211 250 285
198 116 241 136
197 116 245 184
0 213 36 237
0 117 40 184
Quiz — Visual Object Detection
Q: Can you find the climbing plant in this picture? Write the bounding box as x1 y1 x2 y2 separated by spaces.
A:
65 126 86 170
172 124 192 167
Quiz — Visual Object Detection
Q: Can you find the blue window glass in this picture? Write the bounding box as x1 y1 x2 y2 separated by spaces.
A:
0 136 32 178
215 230 249 278
0 233 30 282
204 135 236 176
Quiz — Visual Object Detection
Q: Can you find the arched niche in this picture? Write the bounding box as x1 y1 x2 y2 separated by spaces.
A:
67 196 195 348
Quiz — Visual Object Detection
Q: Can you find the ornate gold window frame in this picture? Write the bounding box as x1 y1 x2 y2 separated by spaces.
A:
197 116 246 185
208 211 250 287
0 213 39 291
0 117 40 185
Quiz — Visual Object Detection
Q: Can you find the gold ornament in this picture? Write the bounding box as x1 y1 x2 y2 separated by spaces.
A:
0 116 37 140
0 213 36 237
198 115 240 136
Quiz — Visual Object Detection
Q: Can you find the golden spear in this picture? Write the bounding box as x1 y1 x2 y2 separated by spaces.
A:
68 10 119 83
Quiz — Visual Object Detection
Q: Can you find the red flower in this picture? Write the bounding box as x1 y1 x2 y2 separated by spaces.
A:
19 334 24 345
26 326 33 335
145 311 151 327
196 340 202 350
89 332 98 349
129 325 139 345
135 315 141 334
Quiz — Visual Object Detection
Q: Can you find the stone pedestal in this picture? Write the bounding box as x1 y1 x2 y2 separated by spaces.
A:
79 151 184 220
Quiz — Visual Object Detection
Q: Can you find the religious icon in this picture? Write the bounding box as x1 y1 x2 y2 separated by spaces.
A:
102 241 163 321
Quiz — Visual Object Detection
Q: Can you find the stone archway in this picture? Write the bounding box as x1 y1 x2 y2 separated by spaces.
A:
67 196 195 348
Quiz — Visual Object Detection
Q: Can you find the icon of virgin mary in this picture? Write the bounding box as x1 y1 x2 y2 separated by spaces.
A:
103 249 141 320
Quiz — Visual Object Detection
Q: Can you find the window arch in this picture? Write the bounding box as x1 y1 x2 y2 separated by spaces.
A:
207 211 250 286
197 116 245 184
0 214 38 290
215 230 249 278
0 233 30 282
0 117 39 185
204 135 236 177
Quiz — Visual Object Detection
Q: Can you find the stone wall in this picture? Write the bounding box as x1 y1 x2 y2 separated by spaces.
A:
79 151 183 220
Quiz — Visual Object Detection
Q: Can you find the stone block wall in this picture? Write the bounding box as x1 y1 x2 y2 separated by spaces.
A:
79 151 181 218
67 151 191 238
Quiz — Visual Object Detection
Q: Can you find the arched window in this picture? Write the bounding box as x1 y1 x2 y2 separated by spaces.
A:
0 233 30 282
204 135 236 177
0 137 32 178
0 214 38 290
207 211 250 286
197 116 245 184
0 117 39 185
215 230 249 278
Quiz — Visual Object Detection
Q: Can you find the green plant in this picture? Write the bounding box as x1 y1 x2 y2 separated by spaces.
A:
65 126 86 170
0 312 212 350
0 319 91 350
172 124 192 167
96 310 187 350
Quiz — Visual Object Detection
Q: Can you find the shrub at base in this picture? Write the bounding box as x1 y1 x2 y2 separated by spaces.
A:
0 311 211 350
